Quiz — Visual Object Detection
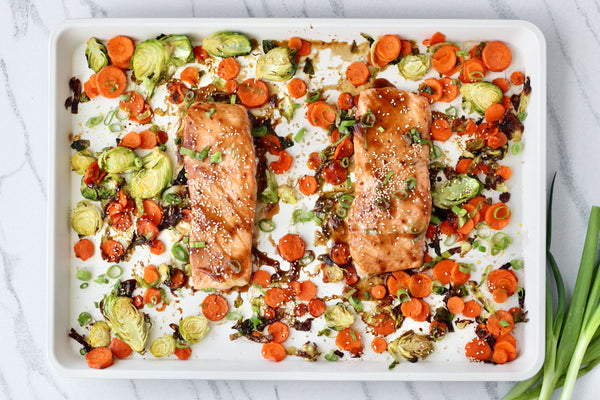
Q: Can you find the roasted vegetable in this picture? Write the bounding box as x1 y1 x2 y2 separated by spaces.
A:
259 169 278 203
85 37 109 73
129 148 173 199
101 292 149 353
88 321 111 347
324 303 355 331
149 334 176 357
71 200 103 236
279 94 296 121
432 174 482 209
179 315 210 343
277 184 298 205
98 147 142 174
256 47 297 82
398 54 430 81
159 34 194 67
202 31 252 58
388 330 433 363
71 150 96 175
460 82 503 115
131 39 167 97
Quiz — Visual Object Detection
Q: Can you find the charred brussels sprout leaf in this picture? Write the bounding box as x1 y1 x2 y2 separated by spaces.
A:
388 330 433 363
202 32 252 58
432 174 482 209
149 334 176 357
324 303 355 331
88 321 111 347
129 148 173 199
71 150 96 175
277 184 298 205
256 47 297 82
179 315 210 343
71 200 102 236
398 55 430 81
460 82 503 115
85 37 109 73
101 291 149 353
98 147 142 174
259 169 279 203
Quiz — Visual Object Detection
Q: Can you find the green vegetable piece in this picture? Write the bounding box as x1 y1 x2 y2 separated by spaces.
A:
88 321 111 347
460 82 503 115
324 303 355 331
129 148 173 199
432 174 482 209
71 150 96 175
98 146 143 174
256 47 297 82
71 201 102 236
85 37 109 73
259 169 278 204
279 94 296 122
131 39 168 97
202 31 252 58
179 315 210 343
388 330 433 363
398 54 431 81
96 173 123 200
101 291 150 353
277 184 298 205
149 334 176 357
159 34 194 67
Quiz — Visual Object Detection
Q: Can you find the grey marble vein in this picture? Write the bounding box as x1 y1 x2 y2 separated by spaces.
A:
129 379 142 400
273 385 280 400
207 380 222 399
360 382 373 400
403 381 421 400
241 0 256 17
8 0 48 37
328 0 345 17
0 366 12 400
80 0 108 17
573 0 600 44
0 59 46 201
484 381 500 400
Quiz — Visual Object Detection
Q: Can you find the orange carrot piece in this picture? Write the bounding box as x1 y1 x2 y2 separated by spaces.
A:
74 239 94 261
485 203 511 230
510 71 525 85
408 273 432 298
485 103 506 123
261 342 286 362
267 321 290 343
109 338 132 359
337 92 354 110
238 79 270 108
431 118 452 141
95 65 127 98
252 270 272 288
432 259 456 285
481 41 512 72
336 328 362 353
217 57 240 81
308 298 326 317
85 347 114 369
119 131 142 149
465 338 492 361
277 234 306 262
201 294 229 321
463 300 482 318
264 288 285 308
447 296 465 314
371 337 387 353
139 129 157 149
143 264 160 285
180 66 200 87
107 35 135 69
287 78 307 98
298 175 318 196
298 280 317 301
346 62 370 86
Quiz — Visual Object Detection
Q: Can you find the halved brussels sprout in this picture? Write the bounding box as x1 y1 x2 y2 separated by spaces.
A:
179 315 210 343
158 263 171 282
96 173 123 200
150 334 176 357
159 34 194 66
322 265 344 283
398 54 431 81
80 177 99 201
71 150 96 175
88 321 111 347
258 169 278 204
202 31 252 58
101 291 149 353
129 148 173 199
460 82 503 115
71 200 103 236
279 94 296 122
277 184 297 205
432 174 482 209
324 303 355 331
131 39 168 97
256 47 297 82
98 147 142 174
388 330 433 363
85 37 109 73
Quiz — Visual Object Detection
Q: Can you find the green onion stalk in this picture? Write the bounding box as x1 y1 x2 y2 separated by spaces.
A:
502 175 600 400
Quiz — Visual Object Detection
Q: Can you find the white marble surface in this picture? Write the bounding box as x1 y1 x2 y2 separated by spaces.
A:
1 0 599 399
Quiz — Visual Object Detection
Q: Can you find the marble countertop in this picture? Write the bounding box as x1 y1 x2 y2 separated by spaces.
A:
1 0 599 399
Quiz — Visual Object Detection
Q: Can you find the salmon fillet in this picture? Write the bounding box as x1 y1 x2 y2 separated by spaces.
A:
348 88 432 276
182 103 256 289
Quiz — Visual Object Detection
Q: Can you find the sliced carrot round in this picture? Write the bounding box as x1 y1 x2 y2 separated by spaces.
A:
107 35 135 69
264 288 285 308
439 77 459 103
485 103 506 123
238 79 270 108
306 101 337 128
298 280 317 301
202 294 229 321
371 337 387 353
465 337 492 361
487 310 515 337
485 203 511 230
218 57 240 80
408 273 432 298
346 62 370 86
482 41 512 72
252 270 272 288
371 284 387 300
85 347 114 369
119 131 142 149
277 234 305 262
432 259 456 285
387 270 411 298
375 35 401 63
463 300 482 318
336 328 362 353
74 239 94 261
96 65 127 98
372 313 395 336
431 118 452 141
447 296 465 314
321 160 347 185
267 321 290 343
308 298 326 317
180 66 200 87
432 45 459 75
337 92 354 110
287 78 307 99
261 342 286 362
298 175 318 196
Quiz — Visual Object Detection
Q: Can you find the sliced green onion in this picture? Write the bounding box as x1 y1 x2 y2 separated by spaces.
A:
336 207 348 218
393 189 409 200
364 229 378 235
307 211 323 225
431 280 445 295
299 252 315 266
229 260 242 273
183 236 189 244
360 109 376 128
381 170 395 187
230 94 237 104
409 220 427 235
165 193 182 205
431 324 448 340
225 312 243 321
491 232 511 255
444 233 458 246
293 128 306 143
184 91 195 102
252 283 267 296
377 126 385 133
85 115 103 128
338 119 355 134
339 194 354 209
516 112 528 121
510 259 524 270
109 123 123 133
80 282 89 289
455 50 468 58
76 269 91 281
468 70 484 81
476 222 491 239
346 171 351 189
499 320 511 328
405 176 417 190
94 274 108 284
340 157 350 168
324 349 339 362
103 110 115 126
306 91 320 103
430 214 441 225
458 263 472 274
209 152 223 164
445 106 458 120
511 142 523 155
333 132 350 146
171 243 189 262
258 219 276 232
349 329 357 341
493 205 511 220
79 348 87 355
190 241 206 248
114 107 128 121
376 197 391 210
119 93 131 102
396 289 411 303
77 312 92 327
107 265 122 279
180 146 210 162
292 209 303 224
430 145 443 158
348 296 363 312
251 125 268 138
452 205 467 217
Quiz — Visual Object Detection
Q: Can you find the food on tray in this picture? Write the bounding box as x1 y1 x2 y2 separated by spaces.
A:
67 29 531 369
348 88 432 276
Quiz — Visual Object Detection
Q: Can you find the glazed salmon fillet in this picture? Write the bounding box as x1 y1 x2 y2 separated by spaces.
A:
182 103 256 289
348 88 432 276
